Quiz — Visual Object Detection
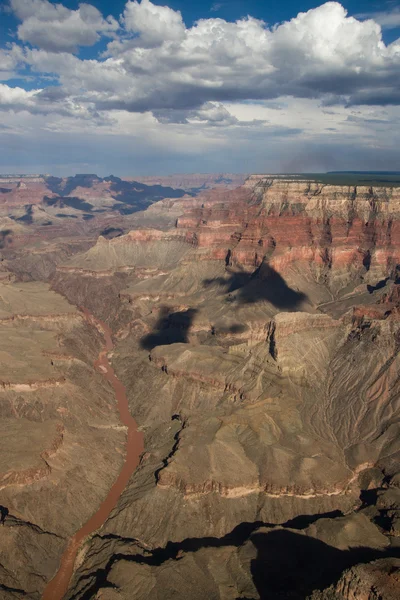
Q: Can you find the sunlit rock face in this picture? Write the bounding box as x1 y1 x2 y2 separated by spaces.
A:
1 175 399 600
178 177 399 290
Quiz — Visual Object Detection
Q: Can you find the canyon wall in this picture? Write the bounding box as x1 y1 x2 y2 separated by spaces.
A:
1 175 399 599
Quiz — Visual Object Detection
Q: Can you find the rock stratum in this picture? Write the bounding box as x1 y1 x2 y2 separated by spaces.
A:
0 175 399 600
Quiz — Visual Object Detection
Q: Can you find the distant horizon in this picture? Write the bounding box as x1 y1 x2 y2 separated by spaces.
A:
2 170 400 191
1 170 400 177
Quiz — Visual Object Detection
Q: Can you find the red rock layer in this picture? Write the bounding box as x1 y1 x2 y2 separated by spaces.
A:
0 181 53 206
176 178 400 280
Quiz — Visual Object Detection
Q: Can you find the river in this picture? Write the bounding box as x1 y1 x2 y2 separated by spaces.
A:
42 309 144 600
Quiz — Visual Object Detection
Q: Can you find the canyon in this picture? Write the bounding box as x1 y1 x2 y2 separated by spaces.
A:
0 173 399 600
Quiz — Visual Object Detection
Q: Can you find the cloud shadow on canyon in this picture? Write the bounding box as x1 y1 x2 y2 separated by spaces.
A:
140 307 198 351
248 528 398 600
73 521 399 600
45 174 191 217
0 229 13 249
0 505 9 525
211 323 248 335
204 263 308 310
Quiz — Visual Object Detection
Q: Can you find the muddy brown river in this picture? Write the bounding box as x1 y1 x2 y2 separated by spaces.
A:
42 310 144 600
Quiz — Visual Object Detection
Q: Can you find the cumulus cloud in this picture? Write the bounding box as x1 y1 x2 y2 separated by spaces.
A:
122 0 185 46
0 83 40 109
4 1 400 116
10 0 118 53
35 1 398 113
1 0 400 173
0 81 109 123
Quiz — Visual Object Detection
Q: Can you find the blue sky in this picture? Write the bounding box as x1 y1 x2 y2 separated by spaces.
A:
0 0 400 175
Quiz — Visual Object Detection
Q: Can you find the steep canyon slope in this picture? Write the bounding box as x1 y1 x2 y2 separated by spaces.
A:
0 176 399 599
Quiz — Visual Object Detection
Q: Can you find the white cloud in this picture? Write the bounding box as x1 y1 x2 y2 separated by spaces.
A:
10 0 118 53
122 0 185 46
0 44 25 80
357 7 400 30
0 83 40 108
93 1 399 111
271 3 386 69
0 81 110 123
0 50 19 74
7 1 400 113
1 1 400 173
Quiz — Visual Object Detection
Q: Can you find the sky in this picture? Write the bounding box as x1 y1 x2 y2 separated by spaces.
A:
0 0 400 176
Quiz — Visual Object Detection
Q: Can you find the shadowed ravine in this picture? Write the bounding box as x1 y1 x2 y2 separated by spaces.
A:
41 309 144 600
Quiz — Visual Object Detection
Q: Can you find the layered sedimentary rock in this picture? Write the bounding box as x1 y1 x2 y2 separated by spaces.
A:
1 175 399 599
177 177 400 291
0 174 195 262
0 177 50 207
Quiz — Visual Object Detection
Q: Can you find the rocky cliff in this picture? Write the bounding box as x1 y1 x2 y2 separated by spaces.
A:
177 177 400 292
1 175 399 600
